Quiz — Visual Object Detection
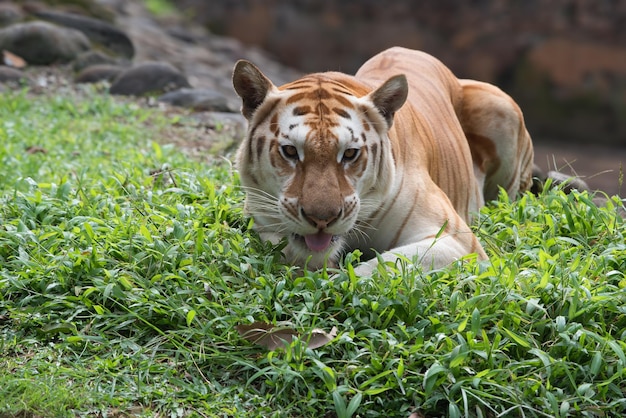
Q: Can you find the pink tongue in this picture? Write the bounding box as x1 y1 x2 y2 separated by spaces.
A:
304 232 333 252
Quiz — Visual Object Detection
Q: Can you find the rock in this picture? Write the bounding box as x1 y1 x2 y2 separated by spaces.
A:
75 64 125 83
21 0 117 22
0 21 90 65
32 9 134 58
72 50 122 72
109 61 191 96
0 3 24 26
547 170 591 193
158 88 233 112
0 66 28 84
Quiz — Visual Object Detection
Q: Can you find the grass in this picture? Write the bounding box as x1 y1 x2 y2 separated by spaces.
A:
0 87 625 417
143 0 177 17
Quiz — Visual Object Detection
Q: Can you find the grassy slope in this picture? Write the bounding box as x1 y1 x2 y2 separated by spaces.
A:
0 88 625 417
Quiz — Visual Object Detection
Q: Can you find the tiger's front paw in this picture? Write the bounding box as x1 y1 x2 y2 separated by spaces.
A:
352 259 377 277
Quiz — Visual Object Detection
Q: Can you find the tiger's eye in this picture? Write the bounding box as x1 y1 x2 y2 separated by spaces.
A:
281 145 299 160
342 148 360 162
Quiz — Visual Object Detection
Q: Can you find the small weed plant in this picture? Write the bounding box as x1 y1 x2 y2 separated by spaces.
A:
0 89 625 417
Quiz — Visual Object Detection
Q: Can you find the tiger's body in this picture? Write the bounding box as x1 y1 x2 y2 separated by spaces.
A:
233 47 534 274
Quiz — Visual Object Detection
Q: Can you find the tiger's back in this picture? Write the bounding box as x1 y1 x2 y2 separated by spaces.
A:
356 48 483 222
232 47 534 273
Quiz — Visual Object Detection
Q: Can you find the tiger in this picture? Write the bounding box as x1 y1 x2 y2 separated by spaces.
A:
232 47 534 275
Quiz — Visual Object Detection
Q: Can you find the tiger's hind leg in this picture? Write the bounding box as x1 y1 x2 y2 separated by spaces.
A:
457 79 534 202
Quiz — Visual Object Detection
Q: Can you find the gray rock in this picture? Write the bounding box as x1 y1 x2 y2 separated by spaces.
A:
33 9 134 58
75 64 125 83
0 66 28 84
547 170 591 193
72 50 122 72
109 62 191 96
0 3 24 26
0 21 90 65
158 88 232 112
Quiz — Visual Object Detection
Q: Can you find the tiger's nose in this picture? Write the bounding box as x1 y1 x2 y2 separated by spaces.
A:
300 207 341 230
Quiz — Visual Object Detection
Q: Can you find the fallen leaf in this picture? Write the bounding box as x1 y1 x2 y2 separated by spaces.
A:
3 50 26 68
236 322 337 350
25 145 47 154
236 322 297 350
304 326 337 349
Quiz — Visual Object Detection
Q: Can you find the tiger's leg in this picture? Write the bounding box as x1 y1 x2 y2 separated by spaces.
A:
354 234 486 276
457 79 534 201
354 211 488 276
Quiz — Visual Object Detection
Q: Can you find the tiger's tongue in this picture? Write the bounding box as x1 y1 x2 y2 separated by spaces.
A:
304 232 333 252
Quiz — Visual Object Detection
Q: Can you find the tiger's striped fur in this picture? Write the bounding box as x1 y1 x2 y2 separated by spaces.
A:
232 47 534 274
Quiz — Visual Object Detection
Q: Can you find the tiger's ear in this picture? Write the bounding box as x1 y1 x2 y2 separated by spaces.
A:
369 74 408 127
232 60 275 120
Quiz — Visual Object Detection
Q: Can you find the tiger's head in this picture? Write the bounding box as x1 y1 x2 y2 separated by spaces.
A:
232 60 408 269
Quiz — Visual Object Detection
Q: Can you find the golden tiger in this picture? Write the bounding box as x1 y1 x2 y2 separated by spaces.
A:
232 47 534 274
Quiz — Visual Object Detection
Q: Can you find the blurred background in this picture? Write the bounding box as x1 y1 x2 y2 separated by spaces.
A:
177 0 626 196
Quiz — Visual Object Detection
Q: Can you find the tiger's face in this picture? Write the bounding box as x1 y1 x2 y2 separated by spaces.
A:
233 61 408 268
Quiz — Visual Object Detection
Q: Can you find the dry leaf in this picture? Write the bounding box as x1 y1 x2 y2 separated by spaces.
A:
236 322 337 350
3 50 26 68
236 322 297 350
25 145 47 154
304 326 337 349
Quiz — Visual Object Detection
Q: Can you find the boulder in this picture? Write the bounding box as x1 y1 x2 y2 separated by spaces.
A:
33 9 134 58
546 170 591 193
109 62 191 96
75 64 125 83
158 88 232 112
0 3 24 26
0 66 28 84
72 50 123 72
0 21 90 65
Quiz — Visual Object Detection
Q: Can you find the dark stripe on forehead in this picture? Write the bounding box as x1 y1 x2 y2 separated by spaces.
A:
317 102 330 114
333 94 354 108
333 107 351 119
270 113 280 136
330 86 353 95
286 92 308 104
293 106 312 116
286 87 334 104
317 88 332 99
282 79 315 90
